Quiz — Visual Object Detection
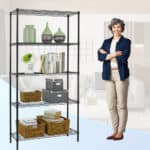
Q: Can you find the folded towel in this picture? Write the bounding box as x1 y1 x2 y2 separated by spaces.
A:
44 109 61 119
41 116 64 123
20 118 37 127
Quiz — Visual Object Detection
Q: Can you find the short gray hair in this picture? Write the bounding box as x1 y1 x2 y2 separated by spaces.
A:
108 18 125 32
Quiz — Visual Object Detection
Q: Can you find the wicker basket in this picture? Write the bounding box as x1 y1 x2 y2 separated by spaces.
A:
37 116 70 135
18 120 45 138
20 90 41 102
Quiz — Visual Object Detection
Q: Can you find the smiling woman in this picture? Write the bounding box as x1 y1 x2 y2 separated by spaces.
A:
98 18 131 140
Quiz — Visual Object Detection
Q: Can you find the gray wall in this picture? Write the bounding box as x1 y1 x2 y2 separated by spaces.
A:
0 10 6 75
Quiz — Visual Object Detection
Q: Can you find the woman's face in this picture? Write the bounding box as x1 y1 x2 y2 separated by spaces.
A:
111 23 122 36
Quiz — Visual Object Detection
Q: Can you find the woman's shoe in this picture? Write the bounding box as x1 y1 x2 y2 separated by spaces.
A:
106 133 117 140
113 134 124 140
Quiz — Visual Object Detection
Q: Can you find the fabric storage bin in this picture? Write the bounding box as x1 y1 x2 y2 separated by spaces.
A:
42 89 68 103
46 79 63 91
20 90 42 102
53 79 63 91
37 116 70 135
18 120 45 138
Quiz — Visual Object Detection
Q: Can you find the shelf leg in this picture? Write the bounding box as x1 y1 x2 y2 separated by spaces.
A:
9 11 12 144
77 11 80 142
16 8 19 150
66 14 70 137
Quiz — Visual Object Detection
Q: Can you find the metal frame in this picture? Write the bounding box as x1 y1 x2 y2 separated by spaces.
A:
66 14 69 137
9 11 12 144
77 11 80 142
16 8 19 150
9 8 80 150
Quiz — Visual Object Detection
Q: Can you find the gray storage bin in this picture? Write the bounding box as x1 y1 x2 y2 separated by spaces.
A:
42 89 68 103
53 79 63 91
46 79 63 91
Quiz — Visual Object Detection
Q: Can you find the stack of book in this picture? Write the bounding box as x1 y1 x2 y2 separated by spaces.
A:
40 52 65 73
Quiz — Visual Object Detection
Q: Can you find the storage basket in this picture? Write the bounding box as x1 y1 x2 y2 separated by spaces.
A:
37 116 70 135
18 120 45 138
42 89 68 103
20 90 41 102
46 78 63 91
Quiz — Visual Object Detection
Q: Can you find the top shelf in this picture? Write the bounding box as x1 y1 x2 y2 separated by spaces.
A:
11 9 79 17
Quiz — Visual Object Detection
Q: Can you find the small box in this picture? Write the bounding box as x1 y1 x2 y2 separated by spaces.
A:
53 79 63 91
46 79 63 91
42 89 68 103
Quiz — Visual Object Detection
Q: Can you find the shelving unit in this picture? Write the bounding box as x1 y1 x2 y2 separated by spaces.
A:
9 8 80 150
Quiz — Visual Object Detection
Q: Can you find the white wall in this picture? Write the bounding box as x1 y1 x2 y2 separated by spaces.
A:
0 10 6 74
0 0 10 10
0 0 10 75
9 0 150 13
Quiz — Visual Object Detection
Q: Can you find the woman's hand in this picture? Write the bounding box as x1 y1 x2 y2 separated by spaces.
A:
111 58 116 61
111 51 122 58
99 49 107 54
99 49 112 61
99 49 122 60
115 51 122 57
105 54 113 60
105 51 122 61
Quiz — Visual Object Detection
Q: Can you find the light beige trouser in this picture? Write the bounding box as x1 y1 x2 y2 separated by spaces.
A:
105 69 129 134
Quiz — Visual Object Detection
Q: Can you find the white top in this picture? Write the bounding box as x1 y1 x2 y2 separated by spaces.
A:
110 38 119 69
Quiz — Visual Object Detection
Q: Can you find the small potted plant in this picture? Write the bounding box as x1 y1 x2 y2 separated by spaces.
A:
22 53 34 73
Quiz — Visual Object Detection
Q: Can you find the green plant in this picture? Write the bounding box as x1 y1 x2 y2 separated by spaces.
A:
22 53 32 63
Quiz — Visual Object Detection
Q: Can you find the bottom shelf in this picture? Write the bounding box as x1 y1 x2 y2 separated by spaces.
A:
12 128 77 141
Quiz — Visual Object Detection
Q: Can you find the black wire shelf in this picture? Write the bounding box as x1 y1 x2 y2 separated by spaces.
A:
11 42 79 46
9 8 80 146
12 128 77 141
12 99 77 108
11 9 79 17
11 72 79 76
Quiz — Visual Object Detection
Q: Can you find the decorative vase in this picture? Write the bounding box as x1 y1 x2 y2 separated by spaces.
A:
42 22 53 43
54 27 65 43
23 25 36 43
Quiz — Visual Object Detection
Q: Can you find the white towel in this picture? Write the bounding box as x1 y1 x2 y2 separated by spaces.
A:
20 118 37 127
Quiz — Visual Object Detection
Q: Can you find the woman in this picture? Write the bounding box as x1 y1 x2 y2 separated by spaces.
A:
97 18 131 140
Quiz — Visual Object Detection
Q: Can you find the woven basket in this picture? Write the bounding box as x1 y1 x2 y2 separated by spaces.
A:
37 116 70 135
20 90 41 102
18 120 45 138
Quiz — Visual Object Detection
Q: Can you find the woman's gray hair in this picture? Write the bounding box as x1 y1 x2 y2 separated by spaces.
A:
108 18 125 32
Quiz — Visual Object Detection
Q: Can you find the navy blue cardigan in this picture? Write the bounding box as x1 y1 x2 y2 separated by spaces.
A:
97 35 131 81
